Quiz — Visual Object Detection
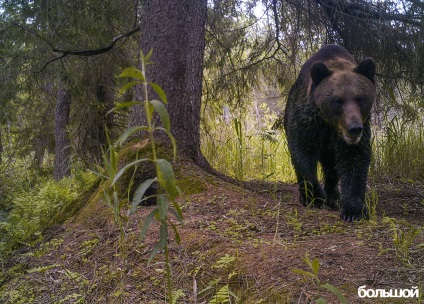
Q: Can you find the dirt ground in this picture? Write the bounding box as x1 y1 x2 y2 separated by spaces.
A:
1 159 423 303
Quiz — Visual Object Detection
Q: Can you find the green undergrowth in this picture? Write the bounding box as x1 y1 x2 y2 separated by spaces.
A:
0 158 54 211
202 124 296 183
372 121 424 181
0 171 98 262
204 122 424 184
202 99 424 184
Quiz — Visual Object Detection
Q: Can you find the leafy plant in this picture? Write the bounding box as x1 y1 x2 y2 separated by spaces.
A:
198 254 238 304
365 185 378 222
108 50 182 303
382 217 422 266
212 254 237 269
92 132 129 259
208 285 237 304
293 254 347 304
170 289 185 304
234 118 244 180
293 254 320 284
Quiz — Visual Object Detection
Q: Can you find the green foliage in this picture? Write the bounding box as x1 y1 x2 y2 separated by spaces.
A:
365 185 379 223
99 50 182 303
101 190 128 245
202 99 295 182
293 254 320 284
198 254 238 304
0 156 56 212
115 50 182 253
27 264 61 274
284 208 303 234
208 285 237 304
0 0 138 168
382 217 423 266
320 283 348 304
0 171 97 261
233 118 244 180
212 254 237 269
92 130 130 258
293 254 347 304
170 289 185 304
372 117 424 180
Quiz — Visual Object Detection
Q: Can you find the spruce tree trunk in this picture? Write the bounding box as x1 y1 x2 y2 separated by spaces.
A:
96 82 115 148
128 0 209 166
54 79 72 180
0 128 3 165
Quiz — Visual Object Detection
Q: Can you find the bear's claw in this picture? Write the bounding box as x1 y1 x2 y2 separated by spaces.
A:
341 214 360 222
341 211 368 222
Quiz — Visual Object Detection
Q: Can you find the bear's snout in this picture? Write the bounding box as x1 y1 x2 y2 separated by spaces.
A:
341 122 363 144
339 101 365 144
348 123 363 138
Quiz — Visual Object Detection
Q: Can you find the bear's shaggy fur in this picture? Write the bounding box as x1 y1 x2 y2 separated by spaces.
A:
284 45 376 221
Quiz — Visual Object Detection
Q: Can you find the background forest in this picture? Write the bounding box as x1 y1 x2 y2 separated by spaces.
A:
0 0 423 303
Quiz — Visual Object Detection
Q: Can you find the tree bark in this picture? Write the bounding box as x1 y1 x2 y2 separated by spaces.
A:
128 0 209 167
0 127 3 165
54 78 72 180
96 82 115 147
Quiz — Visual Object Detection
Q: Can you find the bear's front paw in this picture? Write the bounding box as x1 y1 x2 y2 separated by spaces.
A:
325 190 340 210
299 184 326 208
340 197 368 222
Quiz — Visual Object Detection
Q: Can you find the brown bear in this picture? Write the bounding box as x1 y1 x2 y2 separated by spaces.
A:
283 44 376 221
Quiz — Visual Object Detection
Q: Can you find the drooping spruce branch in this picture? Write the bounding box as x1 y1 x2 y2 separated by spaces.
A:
10 23 140 72
51 26 141 56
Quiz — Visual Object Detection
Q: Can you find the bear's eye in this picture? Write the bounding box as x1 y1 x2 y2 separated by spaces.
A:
333 98 343 106
356 97 364 104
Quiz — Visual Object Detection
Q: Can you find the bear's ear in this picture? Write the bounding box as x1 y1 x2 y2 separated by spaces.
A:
355 57 376 84
310 62 332 86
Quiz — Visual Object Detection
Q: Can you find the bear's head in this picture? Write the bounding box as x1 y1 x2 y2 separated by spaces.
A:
309 58 376 144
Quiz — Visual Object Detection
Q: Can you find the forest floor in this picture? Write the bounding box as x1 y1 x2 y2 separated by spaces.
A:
1 156 423 303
